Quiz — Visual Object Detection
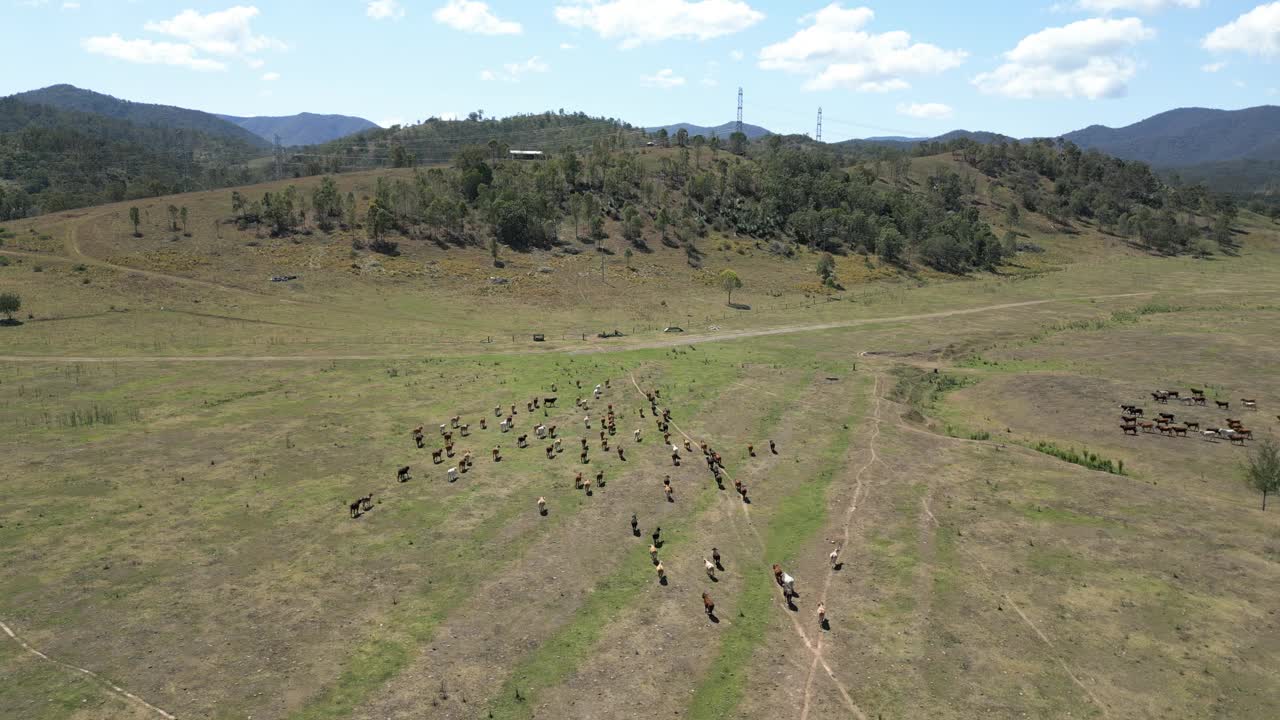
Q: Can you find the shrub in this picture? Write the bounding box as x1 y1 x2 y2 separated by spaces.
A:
1030 441 1126 475
369 238 399 256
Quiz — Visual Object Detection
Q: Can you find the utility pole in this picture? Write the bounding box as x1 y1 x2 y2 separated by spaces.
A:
736 87 744 136
816 107 823 142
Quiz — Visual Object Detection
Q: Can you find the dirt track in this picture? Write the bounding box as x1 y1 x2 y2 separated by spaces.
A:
0 292 1157 363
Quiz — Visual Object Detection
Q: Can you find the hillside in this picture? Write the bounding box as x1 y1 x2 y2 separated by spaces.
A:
12 84 270 150
217 112 378 147
0 98 266 219
647 121 772 140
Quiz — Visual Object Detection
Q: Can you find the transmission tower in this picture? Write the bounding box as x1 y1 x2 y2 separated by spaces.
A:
736 87 743 136
816 107 823 142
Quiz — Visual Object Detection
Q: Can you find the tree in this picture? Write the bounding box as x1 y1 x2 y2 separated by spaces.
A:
675 128 689 148
129 206 141 236
876 227 903 264
691 134 705 167
622 204 644 248
366 197 394 244
817 253 836 286
0 292 19 321
167 204 179 231
624 247 634 268
719 269 743 305
656 207 671 241
656 128 669 148
562 147 581 188
1243 439 1280 510
179 206 189 234
709 135 721 155
1004 202 1020 227
729 131 748 155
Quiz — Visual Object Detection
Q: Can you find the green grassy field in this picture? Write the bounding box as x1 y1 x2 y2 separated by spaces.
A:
2 158 1280 719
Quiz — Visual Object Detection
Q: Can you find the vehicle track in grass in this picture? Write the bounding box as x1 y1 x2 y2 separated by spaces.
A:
0 291 1163 364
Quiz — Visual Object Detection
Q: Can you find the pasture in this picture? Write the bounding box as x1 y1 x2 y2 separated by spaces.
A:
2 190 1280 719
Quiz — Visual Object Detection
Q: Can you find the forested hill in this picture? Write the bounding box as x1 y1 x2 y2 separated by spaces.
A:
0 98 264 220
12 84 269 149
942 137 1243 255
287 111 638 175
217 112 378 147
233 127 1244 289
1062 106 1280 168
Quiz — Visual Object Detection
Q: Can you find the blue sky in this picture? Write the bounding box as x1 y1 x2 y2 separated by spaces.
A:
4 1 1279 141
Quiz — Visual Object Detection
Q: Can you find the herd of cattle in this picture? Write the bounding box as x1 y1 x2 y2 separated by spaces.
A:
350 374 823 627
1118 388 1261 445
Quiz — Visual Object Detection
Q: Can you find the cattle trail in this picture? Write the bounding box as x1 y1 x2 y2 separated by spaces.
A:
1 619 177 719
918 497 1109 715
798 375 883 720
627 372 867 720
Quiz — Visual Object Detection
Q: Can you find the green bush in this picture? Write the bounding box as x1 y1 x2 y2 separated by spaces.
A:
1030 441 1126 475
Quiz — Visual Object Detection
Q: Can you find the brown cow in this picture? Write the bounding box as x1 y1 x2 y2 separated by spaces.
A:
703 592 715 616
1121 423 1138 435
432 449 444 464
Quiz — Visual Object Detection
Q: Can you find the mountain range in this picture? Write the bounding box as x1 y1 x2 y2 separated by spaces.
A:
646 121 773 141
3 82 1279 205
9 85 377 149
216 112 379 147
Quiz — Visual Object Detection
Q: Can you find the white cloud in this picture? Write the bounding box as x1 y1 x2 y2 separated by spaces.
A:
143 6 285 57
247 58 265 69
973 17 1154 99
1076 0 1198 12
730 49 744 61
1234 78 1247 87
82 34 227 71
262 71 280 81
1202 2 1280 57
479 56 549 82
560 42 576 49
759 4 966 92
62 2 80 10
642 68 686 88
434 0 522 35
1201 60 1227 72
701 60 720 86
83 6 283 72
896 102 953 119
366 0 406 20
555 0 763 49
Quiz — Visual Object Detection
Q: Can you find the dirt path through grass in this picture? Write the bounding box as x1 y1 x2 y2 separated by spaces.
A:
0 620 176 719
0 290 1163 363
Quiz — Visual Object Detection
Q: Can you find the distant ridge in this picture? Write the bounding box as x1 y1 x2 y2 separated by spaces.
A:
10 84 269 149
646 121 772 140
1061 105 1280 168
217 112 378 147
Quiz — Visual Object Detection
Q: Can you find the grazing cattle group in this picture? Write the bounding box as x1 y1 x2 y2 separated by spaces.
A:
1119 389 1260 446
345 365 838 631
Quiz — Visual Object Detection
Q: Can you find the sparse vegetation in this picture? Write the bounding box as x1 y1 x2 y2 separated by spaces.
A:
1030 441 1126 475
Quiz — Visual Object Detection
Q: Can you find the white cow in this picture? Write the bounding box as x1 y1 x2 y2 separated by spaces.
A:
447 466 459 481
